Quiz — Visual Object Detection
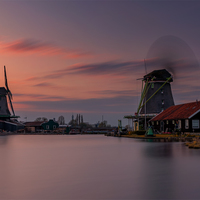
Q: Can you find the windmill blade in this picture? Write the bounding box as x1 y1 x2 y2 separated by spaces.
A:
4 65 8 89
145 35 199 79
8 94 15 116
4 66 12 99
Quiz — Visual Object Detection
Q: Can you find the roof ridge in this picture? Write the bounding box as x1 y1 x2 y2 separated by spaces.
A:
176 101 200 107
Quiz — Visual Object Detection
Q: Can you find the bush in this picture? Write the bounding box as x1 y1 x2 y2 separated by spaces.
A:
186 134 196 137
134 130 146 135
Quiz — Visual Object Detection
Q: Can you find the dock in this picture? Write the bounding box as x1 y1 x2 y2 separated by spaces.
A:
105 132 195 142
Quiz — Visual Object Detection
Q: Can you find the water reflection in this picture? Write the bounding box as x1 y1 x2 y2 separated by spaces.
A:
0 136 8 145
141 143 175 199
0 135 200 199
144 143 173 157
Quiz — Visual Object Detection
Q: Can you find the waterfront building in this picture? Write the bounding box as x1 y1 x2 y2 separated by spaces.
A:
150 101 200 133
25 121 46 133
42 119 59 131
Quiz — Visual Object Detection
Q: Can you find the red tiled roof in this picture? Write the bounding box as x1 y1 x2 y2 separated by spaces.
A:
25 121 45 127
151 101 200 121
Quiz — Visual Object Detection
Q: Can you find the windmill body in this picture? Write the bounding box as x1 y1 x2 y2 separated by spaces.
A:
0 66 24 132
124 69 175 131
0 87 11 116
139 69 174 115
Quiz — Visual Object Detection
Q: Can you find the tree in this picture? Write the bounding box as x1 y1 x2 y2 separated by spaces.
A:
75 114 78 125
78 114 80 125
58 116 65 125
81 115 83 124
35 117 48 122
99 120 107 127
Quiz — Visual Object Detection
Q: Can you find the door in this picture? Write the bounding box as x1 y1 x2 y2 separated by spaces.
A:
160 121 164 132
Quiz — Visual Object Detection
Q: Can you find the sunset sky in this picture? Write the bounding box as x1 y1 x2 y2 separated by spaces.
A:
0 1 200 125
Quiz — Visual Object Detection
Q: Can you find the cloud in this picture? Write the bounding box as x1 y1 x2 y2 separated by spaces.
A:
34 82 53 87
25 60 147 81
65 61 144 75
14 95 136 114
14 93 68 101
25 76 39 81
24 58 200 101
22 58 200 109
0 38 92 59
93 89 139 97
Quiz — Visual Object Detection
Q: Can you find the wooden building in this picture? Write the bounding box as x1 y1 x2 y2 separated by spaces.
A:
42 119 59 131
150 101 200 133
25 121 45 133
0 120 24 132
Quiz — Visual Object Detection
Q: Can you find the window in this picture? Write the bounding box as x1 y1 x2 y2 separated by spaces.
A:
185 119 189 129
178 120 181 129
157 121 159 125
53 125 56 129
192 119 199 129
166 120 168 124
172 120 175 124
152 121 154 125
46 125 49 129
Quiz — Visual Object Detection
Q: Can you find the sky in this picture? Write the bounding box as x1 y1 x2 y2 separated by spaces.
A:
0 0 200 126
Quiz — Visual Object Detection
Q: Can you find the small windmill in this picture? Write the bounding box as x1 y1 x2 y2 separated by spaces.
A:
0 66 16 118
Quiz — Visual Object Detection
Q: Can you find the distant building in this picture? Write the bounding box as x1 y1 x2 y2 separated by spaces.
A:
58 125 71 134
42 119 59 131
25 121 45 133
150 101 200 133
0 120 24 132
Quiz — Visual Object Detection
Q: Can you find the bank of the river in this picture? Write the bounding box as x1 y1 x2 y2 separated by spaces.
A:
0 132 105 136
121 134 199 142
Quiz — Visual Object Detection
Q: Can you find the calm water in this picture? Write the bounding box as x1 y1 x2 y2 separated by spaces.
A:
0 135 200 199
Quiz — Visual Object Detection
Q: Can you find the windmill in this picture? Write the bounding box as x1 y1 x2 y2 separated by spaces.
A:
137 69 174 115
134 35 199 131
0 66 16 118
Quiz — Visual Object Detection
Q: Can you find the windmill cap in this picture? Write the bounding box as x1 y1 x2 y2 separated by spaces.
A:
0 87 8 95
143 69 173 82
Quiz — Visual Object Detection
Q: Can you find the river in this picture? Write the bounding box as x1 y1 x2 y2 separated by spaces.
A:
0 135 200 199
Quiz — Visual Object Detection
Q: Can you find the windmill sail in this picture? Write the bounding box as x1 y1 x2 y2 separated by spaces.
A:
3 66 15 116
8 94 15 116
4 66 12 99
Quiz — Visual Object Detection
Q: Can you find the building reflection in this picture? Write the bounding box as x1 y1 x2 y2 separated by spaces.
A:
0 136 8 145
140 143 175 199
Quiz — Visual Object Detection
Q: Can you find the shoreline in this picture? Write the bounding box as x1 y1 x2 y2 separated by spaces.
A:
0 132 105 136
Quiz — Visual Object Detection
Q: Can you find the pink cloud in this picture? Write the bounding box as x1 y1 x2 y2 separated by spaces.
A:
25 76 39 81
0 38 92 59
34 82 54 87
